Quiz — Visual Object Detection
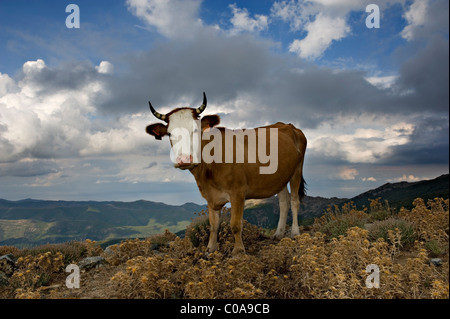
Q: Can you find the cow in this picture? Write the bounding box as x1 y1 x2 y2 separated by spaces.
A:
145 92 307 255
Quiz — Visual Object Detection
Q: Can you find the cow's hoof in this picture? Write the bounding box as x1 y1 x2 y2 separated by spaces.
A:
207 244 218 253
231 247 245 256
290 228 300 237
272 232 284 240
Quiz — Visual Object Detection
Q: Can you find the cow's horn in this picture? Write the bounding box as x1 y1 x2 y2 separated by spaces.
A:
149 101 168 122
195 92 207 115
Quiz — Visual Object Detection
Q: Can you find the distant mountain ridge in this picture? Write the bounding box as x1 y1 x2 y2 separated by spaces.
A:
350 174 449 210
0 174 448 247
0 199 206 247
243 174 449 227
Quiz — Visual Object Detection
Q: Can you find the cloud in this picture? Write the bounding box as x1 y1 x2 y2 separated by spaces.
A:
383 116 449 165
96 61 114 74
229 4 269 35
365 75 398 90
362 177 377 182
99 32 274 115
270 0 371 60
396 36 449 114
338 167 359 180
399 0 449 44
125 0 204 39
0 159 59 177
387 175 426 183
401 0 430 41
308 120 415 164
289 13 350 59
0 58 156 165
0 59 99 162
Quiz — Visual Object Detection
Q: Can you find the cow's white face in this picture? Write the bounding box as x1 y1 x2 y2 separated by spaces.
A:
146 92 221 169
167 109 200 169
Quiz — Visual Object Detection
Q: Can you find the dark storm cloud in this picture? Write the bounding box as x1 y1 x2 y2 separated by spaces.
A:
98 28 448 131
100 32 389 126
0 159 59 177
383 116 449 165
396 36 449 114
99 32 273 113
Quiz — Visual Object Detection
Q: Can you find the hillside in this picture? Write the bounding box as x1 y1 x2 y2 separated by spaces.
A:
0 200 206 247
351 174 449 210
243 174 449 226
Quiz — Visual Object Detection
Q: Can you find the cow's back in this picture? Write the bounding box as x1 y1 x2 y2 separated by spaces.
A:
192 122 306 201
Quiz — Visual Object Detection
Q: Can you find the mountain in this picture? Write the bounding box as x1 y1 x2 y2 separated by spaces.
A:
0 199 206 247
0 174 447 247
350 174 449 210
243 174 449 226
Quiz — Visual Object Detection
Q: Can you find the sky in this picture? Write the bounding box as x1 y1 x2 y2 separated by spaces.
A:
0 0 448 205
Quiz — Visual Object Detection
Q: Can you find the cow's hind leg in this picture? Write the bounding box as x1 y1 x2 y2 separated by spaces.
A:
207 204 222 253
230 194 246 255
289 168 304 237
274 186 290 240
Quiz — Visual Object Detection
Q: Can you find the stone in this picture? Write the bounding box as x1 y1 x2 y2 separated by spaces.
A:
78 256 105 270
430 258 442 267
0 254 16 277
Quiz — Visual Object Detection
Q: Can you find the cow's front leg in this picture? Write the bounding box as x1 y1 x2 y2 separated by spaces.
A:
207 205 221 253
230 194 246 255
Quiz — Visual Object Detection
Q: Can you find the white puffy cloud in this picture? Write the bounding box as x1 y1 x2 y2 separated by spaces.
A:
125 0 204 39
0 59 153 164
0 56 198 196
229 4 269 35
289 13 350 59
401 0 429 41
96 61 114 74
271 0 355 59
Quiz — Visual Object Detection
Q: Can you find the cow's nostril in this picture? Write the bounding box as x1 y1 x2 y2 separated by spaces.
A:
176 154 193 165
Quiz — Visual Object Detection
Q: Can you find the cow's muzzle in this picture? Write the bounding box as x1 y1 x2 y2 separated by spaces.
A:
174 154 197 170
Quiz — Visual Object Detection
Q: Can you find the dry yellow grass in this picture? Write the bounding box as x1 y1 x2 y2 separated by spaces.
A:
0 198 448 299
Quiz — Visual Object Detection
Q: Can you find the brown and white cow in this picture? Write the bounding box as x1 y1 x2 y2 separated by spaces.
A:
146 92 307 255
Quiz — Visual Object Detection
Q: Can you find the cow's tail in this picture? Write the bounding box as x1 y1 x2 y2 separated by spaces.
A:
299 176 307 202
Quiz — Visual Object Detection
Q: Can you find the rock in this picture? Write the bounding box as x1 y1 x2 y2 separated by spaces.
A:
78 256 105 270
0 254 16 277
430 258 442 266
103 245 116 256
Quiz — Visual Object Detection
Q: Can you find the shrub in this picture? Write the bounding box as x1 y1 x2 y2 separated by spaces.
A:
9 251 65 299
313 201 368 239
17 241 90 265
369 217 416 248
185 208 265 256
399 198 449 256
367 197 387 219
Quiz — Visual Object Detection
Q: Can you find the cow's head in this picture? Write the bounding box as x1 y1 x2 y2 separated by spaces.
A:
146 92 220 169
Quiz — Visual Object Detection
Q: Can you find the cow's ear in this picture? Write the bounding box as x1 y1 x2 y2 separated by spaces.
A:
146 123 168 140
201 115 220 131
